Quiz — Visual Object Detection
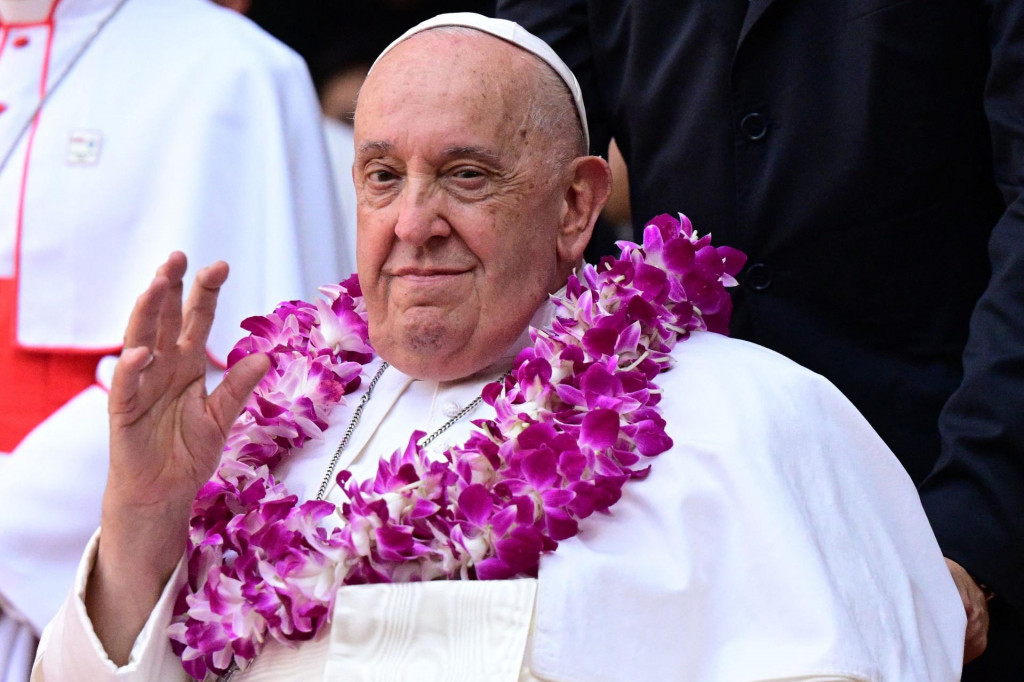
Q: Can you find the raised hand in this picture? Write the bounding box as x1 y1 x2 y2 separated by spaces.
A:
86 252 268 664
106 252 267 517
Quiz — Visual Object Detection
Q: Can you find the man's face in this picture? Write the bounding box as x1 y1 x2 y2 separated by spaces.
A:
353 32 572 381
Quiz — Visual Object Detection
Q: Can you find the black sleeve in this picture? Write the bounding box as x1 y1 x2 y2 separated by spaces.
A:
495 0 613 157
920 0 1024 611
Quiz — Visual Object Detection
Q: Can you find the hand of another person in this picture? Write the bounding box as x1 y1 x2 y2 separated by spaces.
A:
945 557 992 663
86 252 268 664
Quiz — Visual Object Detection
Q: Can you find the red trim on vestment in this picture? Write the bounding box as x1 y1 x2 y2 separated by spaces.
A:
0 279 103 453
1 26 10 347
10 14 52 349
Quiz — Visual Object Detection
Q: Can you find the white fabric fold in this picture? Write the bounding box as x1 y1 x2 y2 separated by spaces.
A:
0 386 110 632
529 334 962 681
31 530 187 682
325 580 536 682
0 614 34 682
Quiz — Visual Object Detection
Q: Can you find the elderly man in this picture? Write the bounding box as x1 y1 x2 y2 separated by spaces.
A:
33 14 962 682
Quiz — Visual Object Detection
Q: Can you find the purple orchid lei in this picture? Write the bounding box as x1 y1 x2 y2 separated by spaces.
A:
167 213 745 679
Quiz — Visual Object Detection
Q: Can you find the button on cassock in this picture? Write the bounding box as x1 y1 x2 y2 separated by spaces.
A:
442 400 462 418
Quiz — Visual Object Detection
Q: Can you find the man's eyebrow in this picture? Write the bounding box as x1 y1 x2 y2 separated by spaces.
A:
357 141 393 157
355 142 504 166
442 146 503 165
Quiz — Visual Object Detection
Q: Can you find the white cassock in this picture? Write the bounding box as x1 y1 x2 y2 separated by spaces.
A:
0 0 351 678
32 323 966 681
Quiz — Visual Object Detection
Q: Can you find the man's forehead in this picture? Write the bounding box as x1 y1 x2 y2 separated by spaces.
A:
355 34 533 148
364 12 589 151
366 29 527 85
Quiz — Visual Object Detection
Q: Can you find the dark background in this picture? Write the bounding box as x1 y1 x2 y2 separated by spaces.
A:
246 1 497 98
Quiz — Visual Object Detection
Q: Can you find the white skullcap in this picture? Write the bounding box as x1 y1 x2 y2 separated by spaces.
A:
370 12 590 152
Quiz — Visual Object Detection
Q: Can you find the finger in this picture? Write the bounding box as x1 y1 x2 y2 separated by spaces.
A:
154 253 189 354
205 352 270 435
963 590 990 663
964 627 988 663
945 558 991 663
123 271 171 353
108 346 154 417
179 261 230 353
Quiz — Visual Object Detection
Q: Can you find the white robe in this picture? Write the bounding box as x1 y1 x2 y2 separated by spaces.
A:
32 331 965 681
0 0 351 676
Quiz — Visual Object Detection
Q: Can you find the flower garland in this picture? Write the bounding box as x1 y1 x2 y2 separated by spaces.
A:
167 214 745 679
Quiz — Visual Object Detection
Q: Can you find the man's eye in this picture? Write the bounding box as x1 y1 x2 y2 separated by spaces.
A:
451 167 485 180
370 169 397 183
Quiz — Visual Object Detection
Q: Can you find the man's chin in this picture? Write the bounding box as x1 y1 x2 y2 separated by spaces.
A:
372 316 465 380
384 350 480 383
378 331 507 383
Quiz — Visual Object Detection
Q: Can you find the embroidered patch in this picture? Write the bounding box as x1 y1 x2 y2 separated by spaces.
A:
66 129 102 165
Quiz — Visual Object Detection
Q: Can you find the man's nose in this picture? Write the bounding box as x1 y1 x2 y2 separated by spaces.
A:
393 181 451 246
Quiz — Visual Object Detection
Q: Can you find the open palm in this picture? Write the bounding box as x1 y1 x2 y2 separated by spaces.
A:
105 252 268 519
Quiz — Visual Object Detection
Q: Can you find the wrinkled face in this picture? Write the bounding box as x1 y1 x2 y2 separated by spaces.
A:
353 32 573 381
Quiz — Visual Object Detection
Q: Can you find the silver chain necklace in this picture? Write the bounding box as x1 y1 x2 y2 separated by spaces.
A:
314 361 486 501
0 0 132 176
217 362 493 680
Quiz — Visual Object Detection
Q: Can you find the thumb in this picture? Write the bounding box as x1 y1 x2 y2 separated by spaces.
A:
206 353 271 435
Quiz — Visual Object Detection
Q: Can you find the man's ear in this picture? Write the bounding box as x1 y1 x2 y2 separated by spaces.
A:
557 155 613 265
